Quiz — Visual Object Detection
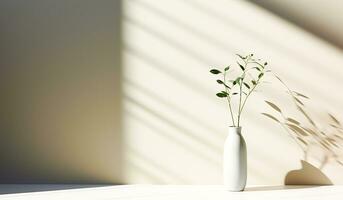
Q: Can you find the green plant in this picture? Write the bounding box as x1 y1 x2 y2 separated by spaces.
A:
210 54 269 127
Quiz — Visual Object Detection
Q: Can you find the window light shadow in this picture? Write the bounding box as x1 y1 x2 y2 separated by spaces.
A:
183 0 342 83
127 148 190 183
248 0 343 51
123 45 214 99
124 78 223 139
127 0 235 54
124 95 221 154
123 16 216 65
123 6 341 106
124 108 220 165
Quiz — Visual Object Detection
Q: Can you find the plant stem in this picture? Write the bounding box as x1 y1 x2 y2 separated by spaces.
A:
237 61 248 127
239 80 259 117
238 63 263 118
237 80 243 127
224 72 236 126
248 61 264 68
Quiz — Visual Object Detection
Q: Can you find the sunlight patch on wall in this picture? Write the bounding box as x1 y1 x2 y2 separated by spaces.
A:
122 0 343 184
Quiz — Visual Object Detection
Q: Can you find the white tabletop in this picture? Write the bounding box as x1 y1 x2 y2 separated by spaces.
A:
0 184 342 200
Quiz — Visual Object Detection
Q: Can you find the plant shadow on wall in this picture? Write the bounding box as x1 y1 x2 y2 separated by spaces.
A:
262 76 343 185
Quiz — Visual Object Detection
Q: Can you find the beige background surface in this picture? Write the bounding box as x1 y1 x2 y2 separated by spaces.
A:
1 0 343 185
0 0 122 183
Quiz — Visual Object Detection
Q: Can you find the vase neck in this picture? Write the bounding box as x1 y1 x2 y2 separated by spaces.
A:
228 126 242 135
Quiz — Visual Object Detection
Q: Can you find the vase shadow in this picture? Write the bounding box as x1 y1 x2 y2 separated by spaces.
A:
284 160 333 185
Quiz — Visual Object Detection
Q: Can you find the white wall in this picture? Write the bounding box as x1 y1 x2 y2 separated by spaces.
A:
122 0 343 185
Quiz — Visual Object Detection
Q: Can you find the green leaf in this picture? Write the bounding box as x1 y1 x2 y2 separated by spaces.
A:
254 67 261 72
224 66 230 71
261 113 280 123
236 54 246 60
258 73 264 79
237 62 245 71
233 77 241 85
221 91 229 95
232 92 238 95
216 79 224 84
264 62 268 66
236 77 242 84
265 100 282 113
216 92 227 98
243 82 250 89
251 80 257 85
210 69 221 74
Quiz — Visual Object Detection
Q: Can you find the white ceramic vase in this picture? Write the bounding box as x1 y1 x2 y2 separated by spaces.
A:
223 126 247 191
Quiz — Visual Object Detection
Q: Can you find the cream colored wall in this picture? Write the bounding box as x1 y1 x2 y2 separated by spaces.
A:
250 0 343 49
122 0 343 185
1 0 342 185
0 0 122 183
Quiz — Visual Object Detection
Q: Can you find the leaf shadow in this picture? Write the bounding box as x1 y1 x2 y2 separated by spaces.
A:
261 84 343 185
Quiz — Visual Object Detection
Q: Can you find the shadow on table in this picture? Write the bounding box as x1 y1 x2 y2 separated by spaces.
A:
0 184 111 195
245 185 318 192
244 160 332 192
